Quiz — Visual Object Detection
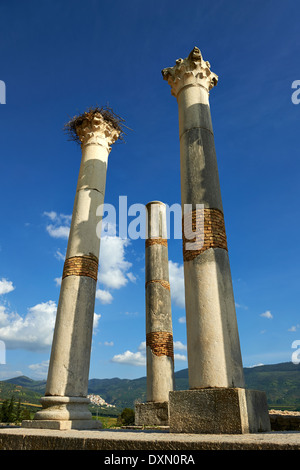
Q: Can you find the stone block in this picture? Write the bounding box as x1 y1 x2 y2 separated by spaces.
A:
22 419 102 430
135 402 169 426
169 388 271 434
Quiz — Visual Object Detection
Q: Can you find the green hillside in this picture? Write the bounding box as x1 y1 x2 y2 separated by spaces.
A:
1 362 299 412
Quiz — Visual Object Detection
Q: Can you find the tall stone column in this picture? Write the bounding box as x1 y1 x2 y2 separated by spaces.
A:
162 47 270 433
135 201 174 427
23 109 121 430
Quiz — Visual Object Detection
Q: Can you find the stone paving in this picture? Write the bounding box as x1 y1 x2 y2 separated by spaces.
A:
0 427 300 450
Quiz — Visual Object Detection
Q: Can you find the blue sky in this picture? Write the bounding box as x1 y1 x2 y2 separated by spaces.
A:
0 0 299 382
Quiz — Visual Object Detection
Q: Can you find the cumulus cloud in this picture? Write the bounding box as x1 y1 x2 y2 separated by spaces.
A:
174 353 187 361
288 324 300 332
44 210 136 302
111 350 146 366
111 340 188 366
54 277 62 287
28 360 49 380
98 236 133 290
0 278 15 295
168 261 185 308
93 313 101 330
0 300 100 352
173 341 187 351
0 301 57 351
44 211 71 239
260 310 273 319
96 289 113 305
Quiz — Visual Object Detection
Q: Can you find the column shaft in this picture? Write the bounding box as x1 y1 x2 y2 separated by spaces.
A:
45 142 108 397
24 109 121 429
162 47 244 390
145 202 174 403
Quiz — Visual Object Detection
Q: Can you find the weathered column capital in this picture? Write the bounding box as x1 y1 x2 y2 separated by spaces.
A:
65 107 123 149
162 46 218 97
76 113 120 148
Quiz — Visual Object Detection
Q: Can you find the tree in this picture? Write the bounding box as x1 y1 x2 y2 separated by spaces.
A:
117 408 135 426
0 399 9 422
7 396 15 422
15 398 22 423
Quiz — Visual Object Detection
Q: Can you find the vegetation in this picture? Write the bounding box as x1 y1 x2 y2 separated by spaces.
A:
0 396 31 424
116 408 135 426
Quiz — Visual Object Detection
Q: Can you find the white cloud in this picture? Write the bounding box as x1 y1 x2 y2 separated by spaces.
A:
46 224 70 239
174 353 187 361
235 302 248 310
260 310 273 319
138 341 146 351
0 301 57 351
98 236 133 290
0 301 100 352
0 366 24 380
173 340 187 351
288 324 300 332
93 313 101 330
0 278 15 295
111 340 187 367
127 272 137 283
168 260 185 308
44 212 71 239
43 211 57 221
124 311 139 316
111 350 146 366
178 316 186 324
54 277 62 287
28 360 49 380
55 249 65 261
96 289 113 304
104 341 114 347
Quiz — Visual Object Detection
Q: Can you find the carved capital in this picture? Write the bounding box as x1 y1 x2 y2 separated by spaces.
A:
162 46 218 97
75 112 120 148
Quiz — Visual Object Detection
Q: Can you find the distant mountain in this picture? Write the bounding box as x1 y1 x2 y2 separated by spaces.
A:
1 362 299 411
4 376 46 393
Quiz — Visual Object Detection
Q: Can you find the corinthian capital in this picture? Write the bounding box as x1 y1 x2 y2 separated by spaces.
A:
64 107 123 148
162 47 218 97
75 113 120 147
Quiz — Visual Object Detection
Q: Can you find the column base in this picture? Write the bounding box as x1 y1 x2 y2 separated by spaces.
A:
22 395 102 430
135 401 169 426
169 388 271 434
22 419 102 430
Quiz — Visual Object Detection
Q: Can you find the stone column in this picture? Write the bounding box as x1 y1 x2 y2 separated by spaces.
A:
162 47 270 433
135 201 174 427
23 109 121 430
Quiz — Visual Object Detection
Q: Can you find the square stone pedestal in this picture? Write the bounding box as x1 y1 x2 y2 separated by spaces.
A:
22 419 102 430
169 388 271 434
135 402 169 426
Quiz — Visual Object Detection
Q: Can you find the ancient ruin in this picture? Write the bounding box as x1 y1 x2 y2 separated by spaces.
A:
135 201 174 426
22 107 123 430
20 48 273 436
162 47 271 433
